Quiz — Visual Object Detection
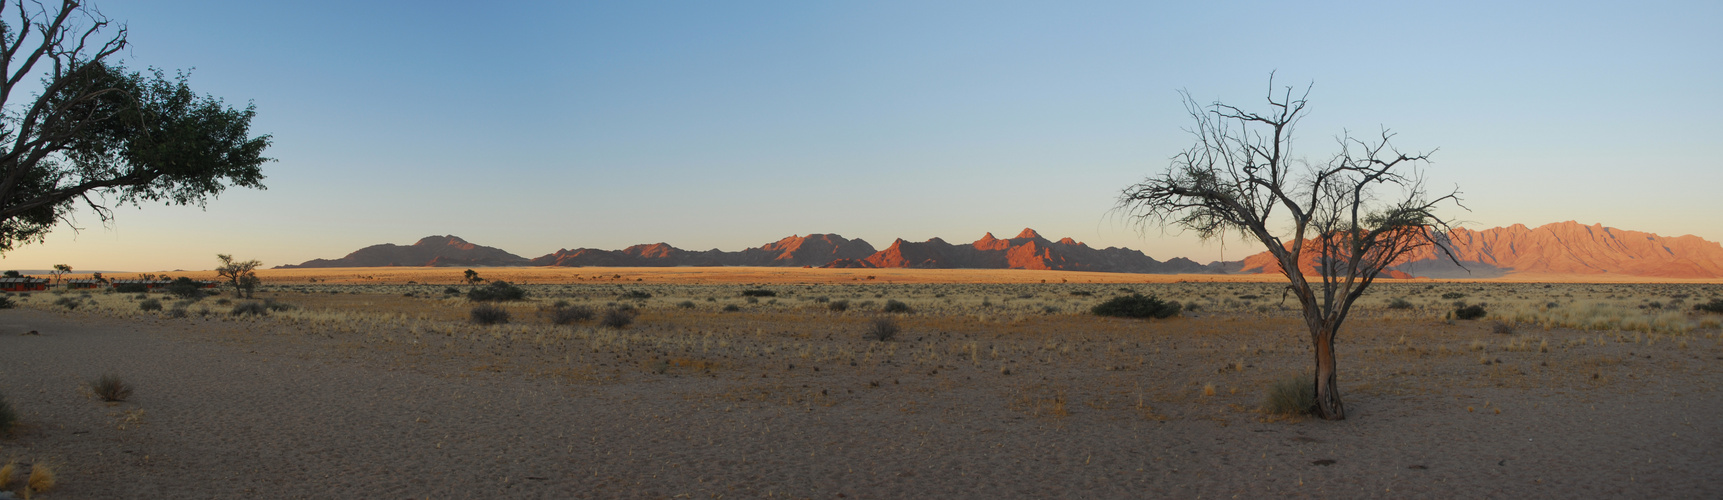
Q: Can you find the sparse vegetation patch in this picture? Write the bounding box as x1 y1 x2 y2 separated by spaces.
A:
1091 293 1181 319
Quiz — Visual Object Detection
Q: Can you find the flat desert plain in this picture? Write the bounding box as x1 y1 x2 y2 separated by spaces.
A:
1 267 1720 498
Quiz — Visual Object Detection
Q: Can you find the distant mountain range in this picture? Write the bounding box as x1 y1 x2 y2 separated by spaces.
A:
277 222 1723 279
276 229 1221 274
1238 221 1723 279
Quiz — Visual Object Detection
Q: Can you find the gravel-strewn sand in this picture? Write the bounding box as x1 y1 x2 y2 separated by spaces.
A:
2 307 1720 498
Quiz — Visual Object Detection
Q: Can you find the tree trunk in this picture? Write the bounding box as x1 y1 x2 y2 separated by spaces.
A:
1312 323 1346 420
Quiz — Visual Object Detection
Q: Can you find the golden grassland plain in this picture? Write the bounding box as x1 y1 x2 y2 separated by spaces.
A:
2 267 1721 496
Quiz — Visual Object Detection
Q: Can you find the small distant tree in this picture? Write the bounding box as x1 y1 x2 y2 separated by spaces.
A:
51 264 71 285
463 269 484 287
2 270 20 278
1115 76 1463 420
215 254 262 298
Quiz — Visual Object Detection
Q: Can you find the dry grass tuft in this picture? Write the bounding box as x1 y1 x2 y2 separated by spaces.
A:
866 317 900 342
27 461 55 493
1202 383 1217 397
0 458 15 489
1262 374 1314 416
88 373 133 402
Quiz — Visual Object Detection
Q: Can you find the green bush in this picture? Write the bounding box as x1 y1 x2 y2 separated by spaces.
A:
1263 374 1315 415
467 281 527 302
1694 299 1723 314
114 283 150 293
139 299 163 311
1454 304 1487 320
740 289 776 297
1091 294 1182 319
470 304 510 325
882 299 912 314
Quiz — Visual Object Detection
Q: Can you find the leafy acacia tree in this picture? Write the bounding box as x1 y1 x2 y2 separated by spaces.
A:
50 263 70 284
1116 77 1462 420
0 0 271 252
215 254 261 298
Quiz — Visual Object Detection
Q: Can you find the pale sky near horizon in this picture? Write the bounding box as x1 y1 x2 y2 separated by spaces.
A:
3 0 1720 272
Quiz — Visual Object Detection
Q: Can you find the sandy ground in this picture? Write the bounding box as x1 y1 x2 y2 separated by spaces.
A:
1 306 1720 498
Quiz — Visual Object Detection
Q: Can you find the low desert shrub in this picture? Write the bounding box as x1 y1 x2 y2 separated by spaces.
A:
51 296 79 310
165 307 189 318
882 299 912 314
165 277 205 299
443 287 461 295
1491 321 1515 334
1263 374 1315 416
741 289 776 297
1091 294 1181 319
549 305 594 325
676 300 696 309
618 290 652 300
1694 299 1723 314
600 308 637 329
468 281 527 302
89 373 133 402
1387 298 1414 310
470 304 510 325
722 304 741 312
866 317 900 342
1440 292 1467 300
1453 304 1488 320
1069 290 1094 297
230 302 269 316
138 298 163 311
0 391 16 434
263 299 295 312
828 300 850 312
114 283 150 294
0 296 12 309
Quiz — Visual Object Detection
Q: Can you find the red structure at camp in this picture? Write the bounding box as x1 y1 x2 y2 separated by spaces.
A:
0 277 49 292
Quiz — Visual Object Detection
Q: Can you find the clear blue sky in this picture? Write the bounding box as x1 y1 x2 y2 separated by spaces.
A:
6 0 1720 271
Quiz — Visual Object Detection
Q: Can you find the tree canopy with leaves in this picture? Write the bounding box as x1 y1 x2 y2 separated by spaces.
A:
1116 76 1463 420
0 0 271 252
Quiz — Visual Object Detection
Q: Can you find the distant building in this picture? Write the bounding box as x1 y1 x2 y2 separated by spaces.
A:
0 277 50 292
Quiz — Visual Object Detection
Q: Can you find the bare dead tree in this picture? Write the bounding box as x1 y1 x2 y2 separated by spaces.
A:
1116 75 1463 420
